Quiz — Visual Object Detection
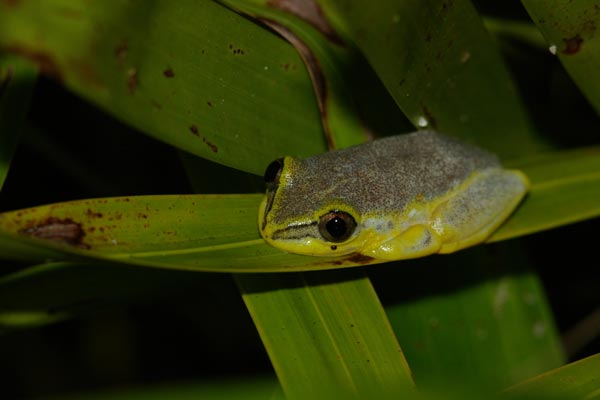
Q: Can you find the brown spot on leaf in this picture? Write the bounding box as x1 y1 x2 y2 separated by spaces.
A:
267 0 344 46
70 59 104 88
127 68 138 94
562 34 583 54
230 47 245 55
85 209 103 218
190 125 199 136
114 40 128 65
202 136 218 153
207 101 212 107
441 0 454 12
20 217 89 249
163 67 174 77
55 6 83 20
460 50 471 63
4 45 62 81
1 0 21 8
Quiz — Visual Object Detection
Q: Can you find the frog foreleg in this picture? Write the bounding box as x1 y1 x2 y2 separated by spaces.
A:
363 224 443 260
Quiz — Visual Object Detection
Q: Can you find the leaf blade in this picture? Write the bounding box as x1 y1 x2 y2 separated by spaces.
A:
0 145 597 272
0 0 328 175
236 270 415 398
521 0 600 116
318 0 551 158
503 353 600 399
374 244 564 389
0 54 37 189
490 146 600 242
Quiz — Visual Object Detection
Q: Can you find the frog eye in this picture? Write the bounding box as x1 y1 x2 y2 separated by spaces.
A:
319 210 357 243
264 158 284 186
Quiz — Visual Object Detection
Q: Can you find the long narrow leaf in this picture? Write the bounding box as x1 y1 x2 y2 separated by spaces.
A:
236 270 415 398
521 0 600 115
50 378 281 400
0 147 596 272
318 0 551 158
0 261 214 331
491 146 600 242
220 0 412 149
0 54 37 189
376 244 564 389
0 0 328 175
503 353 600 399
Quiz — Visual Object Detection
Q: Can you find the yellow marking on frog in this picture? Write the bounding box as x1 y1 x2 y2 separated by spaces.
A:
259 131 529 261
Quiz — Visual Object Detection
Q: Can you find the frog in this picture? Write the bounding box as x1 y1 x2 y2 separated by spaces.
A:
258 131 529 260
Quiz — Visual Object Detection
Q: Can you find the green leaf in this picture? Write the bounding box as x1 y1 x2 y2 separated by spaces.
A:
483 17 548 50
220 0 412 149
318 0 552 158
295 4 588 390
491 146 600 242
521 0 600 115
0 54 37 189
503 353 600 399
375 243 564 390
0 261 213 331
48 378 281 400
0 0 327 175
236 270 415 398
1 145 597 272
0 194 383 272
1 3 595 398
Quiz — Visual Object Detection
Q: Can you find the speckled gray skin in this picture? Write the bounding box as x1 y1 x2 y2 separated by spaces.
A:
269 131 499 224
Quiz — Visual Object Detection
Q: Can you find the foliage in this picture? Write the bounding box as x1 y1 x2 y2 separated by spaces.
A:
0 0 598 398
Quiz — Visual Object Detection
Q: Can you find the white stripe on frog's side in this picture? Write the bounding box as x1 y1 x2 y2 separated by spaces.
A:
362 206 430 236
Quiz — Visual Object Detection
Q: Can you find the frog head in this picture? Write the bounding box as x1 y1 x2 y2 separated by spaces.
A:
258 152 385 257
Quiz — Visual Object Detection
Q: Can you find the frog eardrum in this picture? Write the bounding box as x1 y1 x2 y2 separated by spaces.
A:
258 131 529 260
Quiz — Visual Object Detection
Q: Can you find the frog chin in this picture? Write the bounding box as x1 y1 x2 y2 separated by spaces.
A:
261 233 362 257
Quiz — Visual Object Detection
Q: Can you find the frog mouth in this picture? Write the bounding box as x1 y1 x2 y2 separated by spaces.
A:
271 221 318 240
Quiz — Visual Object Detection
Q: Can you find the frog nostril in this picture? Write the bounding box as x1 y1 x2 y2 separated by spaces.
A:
264 158 284 186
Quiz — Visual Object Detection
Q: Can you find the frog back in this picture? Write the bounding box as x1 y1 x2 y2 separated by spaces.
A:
272 131 500 224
